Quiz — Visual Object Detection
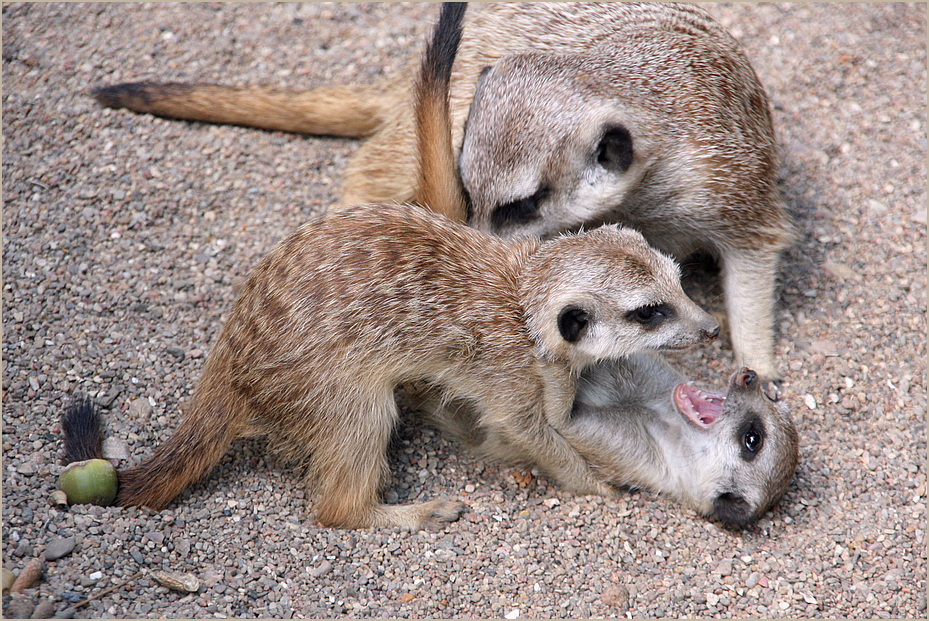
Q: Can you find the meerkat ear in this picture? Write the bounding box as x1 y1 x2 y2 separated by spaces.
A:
557 305 590 343
596 124 634 173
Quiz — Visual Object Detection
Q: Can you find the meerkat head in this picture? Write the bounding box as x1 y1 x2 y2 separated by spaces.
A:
520 225 719 369
672 368 799 526
568 356 798 526
460 52 663 240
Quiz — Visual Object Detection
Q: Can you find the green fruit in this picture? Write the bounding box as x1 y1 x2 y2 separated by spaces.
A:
58 459 118 506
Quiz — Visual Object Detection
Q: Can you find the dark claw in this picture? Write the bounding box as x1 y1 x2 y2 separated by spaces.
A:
762 379 783 402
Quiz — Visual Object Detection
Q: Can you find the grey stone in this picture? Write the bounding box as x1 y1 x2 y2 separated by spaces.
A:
44 537 76 561
308 560 333 578
102 437 130 460
6 594 35 620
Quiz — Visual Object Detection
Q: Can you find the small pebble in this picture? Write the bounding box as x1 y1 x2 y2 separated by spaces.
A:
16 462 37 476
150 570 200 593
716 560 733 577
5 593 35 619
600 585 629 607
31 599 57 619
59 592 82 605
102 437 130 460
14 540 34 558
308 560 333 578
128 398 153 419
49 490 69 508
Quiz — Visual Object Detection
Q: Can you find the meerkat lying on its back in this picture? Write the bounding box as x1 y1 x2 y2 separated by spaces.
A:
65 4 719 530
91 3 795 381
568 356 798 525
405 354 798 526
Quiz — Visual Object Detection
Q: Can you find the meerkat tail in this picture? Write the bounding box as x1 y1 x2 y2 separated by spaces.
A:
91 82 389 137
60 396 105 464
413 2 468 223
114 391 245 510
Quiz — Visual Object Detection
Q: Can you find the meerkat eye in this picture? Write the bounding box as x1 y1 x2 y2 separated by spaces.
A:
491 186 550 227
738 418 765 460
626 303 673 328
557 305 589 343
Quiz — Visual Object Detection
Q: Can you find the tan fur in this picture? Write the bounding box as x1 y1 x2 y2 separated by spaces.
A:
90 4 796 380
404 353 799 525
116 204 719 528
108 6 720 529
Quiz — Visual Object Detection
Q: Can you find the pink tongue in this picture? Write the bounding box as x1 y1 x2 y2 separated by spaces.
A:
674 384 725 428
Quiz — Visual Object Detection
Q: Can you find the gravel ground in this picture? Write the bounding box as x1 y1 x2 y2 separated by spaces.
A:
2 3 925 619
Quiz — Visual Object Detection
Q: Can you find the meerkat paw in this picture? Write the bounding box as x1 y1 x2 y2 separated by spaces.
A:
557 476 615 498
418 498 469 529
762 379 783 402
586 480 617 498
372 498 467 530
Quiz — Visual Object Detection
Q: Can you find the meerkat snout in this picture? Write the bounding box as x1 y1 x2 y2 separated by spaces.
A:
735 368 757 388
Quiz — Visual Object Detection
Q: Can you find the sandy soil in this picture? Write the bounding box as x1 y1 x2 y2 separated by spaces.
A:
2 3 925 618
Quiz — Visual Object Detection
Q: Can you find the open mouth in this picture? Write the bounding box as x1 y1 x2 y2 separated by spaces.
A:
673 383 726 428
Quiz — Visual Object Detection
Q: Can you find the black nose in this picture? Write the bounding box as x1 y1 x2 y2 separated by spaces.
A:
713 492 755 526
736 368 757 388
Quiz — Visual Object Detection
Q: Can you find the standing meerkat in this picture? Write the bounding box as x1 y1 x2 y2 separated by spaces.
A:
92 3 796 381
66 4 720 530
404 354 798 526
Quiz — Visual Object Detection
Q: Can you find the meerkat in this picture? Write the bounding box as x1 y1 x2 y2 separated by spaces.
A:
404 354 798 526
563 356 798 524
65 4 720 530
91 3 796 381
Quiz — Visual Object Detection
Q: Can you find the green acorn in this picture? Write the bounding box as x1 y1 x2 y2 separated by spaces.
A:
58 459 118 506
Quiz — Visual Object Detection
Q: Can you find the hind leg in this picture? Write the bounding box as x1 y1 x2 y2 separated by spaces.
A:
309 391 465 529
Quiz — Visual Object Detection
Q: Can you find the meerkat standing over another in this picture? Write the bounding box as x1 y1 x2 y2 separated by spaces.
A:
92 3 795 381
67 4 719 529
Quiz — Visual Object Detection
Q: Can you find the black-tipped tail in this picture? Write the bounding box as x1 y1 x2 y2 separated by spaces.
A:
60 396 104 464
414 2 468 223
91 82 196 112
426 3 467 87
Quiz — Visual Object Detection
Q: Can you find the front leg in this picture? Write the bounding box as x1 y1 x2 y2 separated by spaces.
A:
479 400 614 497
720 247 783 381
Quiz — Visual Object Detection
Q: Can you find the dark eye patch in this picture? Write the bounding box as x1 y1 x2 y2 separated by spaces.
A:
491 186 550 228
737 416 765 461
626 303 673 329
